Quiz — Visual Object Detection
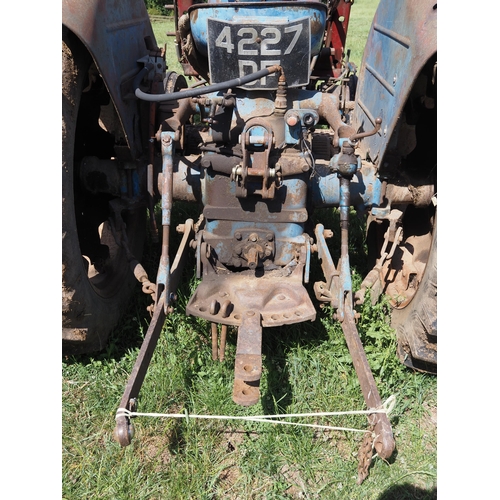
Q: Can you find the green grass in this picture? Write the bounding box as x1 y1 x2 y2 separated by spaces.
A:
63 206 436 499
63 323 436 498
345 0 381 69
63 2 436 498
150 19 183 76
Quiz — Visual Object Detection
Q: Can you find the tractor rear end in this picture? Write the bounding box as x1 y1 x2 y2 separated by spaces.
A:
62 0 436 482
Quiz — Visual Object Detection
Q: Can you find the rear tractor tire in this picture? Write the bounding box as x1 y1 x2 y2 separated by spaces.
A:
367 205 437 373
62 29 145 355
390 210 437 373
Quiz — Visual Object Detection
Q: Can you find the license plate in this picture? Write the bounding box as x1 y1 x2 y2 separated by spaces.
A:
207 17 311 90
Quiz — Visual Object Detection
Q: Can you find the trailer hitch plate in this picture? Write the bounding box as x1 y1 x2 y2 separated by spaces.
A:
186 270 316 328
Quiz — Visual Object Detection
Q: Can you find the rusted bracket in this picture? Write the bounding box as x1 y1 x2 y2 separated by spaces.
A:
232 311 262 406
235 118 275 199
314 224 339 301
355 224 403 306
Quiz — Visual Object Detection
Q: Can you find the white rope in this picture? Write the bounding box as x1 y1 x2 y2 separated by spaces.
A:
115 395 396 435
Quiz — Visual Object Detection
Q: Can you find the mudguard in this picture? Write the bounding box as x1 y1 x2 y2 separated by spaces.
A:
352 0 437 165
62 0 156 158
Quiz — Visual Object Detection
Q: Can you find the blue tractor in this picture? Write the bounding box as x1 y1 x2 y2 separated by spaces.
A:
62 0 436 479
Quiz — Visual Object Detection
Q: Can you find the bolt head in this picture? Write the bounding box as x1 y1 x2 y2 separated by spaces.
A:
286 114 299 127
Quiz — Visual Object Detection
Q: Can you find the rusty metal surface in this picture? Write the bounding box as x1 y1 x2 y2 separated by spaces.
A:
357 427 374 485
211 322 218 361
114 291 167 447
62 0 156 158
237 118 276 200
315 162 395 460
233 312 263 406
114 220 193 447
382 231 432 309
201 167 309 268
329 0 352 65
94 0 432 463
341 308 395 460
385 184 435 207
312 0 352 77
219 324 228 361
313 223 339 308
186 266 316 328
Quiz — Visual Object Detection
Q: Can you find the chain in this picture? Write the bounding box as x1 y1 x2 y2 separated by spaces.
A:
357 425 375 485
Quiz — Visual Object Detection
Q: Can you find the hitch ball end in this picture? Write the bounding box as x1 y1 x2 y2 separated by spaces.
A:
113 418 135 447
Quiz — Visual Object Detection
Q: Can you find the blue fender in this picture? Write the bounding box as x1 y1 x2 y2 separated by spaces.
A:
352 0 437 166
62 0 157 159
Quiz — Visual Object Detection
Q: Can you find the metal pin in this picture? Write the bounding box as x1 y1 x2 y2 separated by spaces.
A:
211 323 218 361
